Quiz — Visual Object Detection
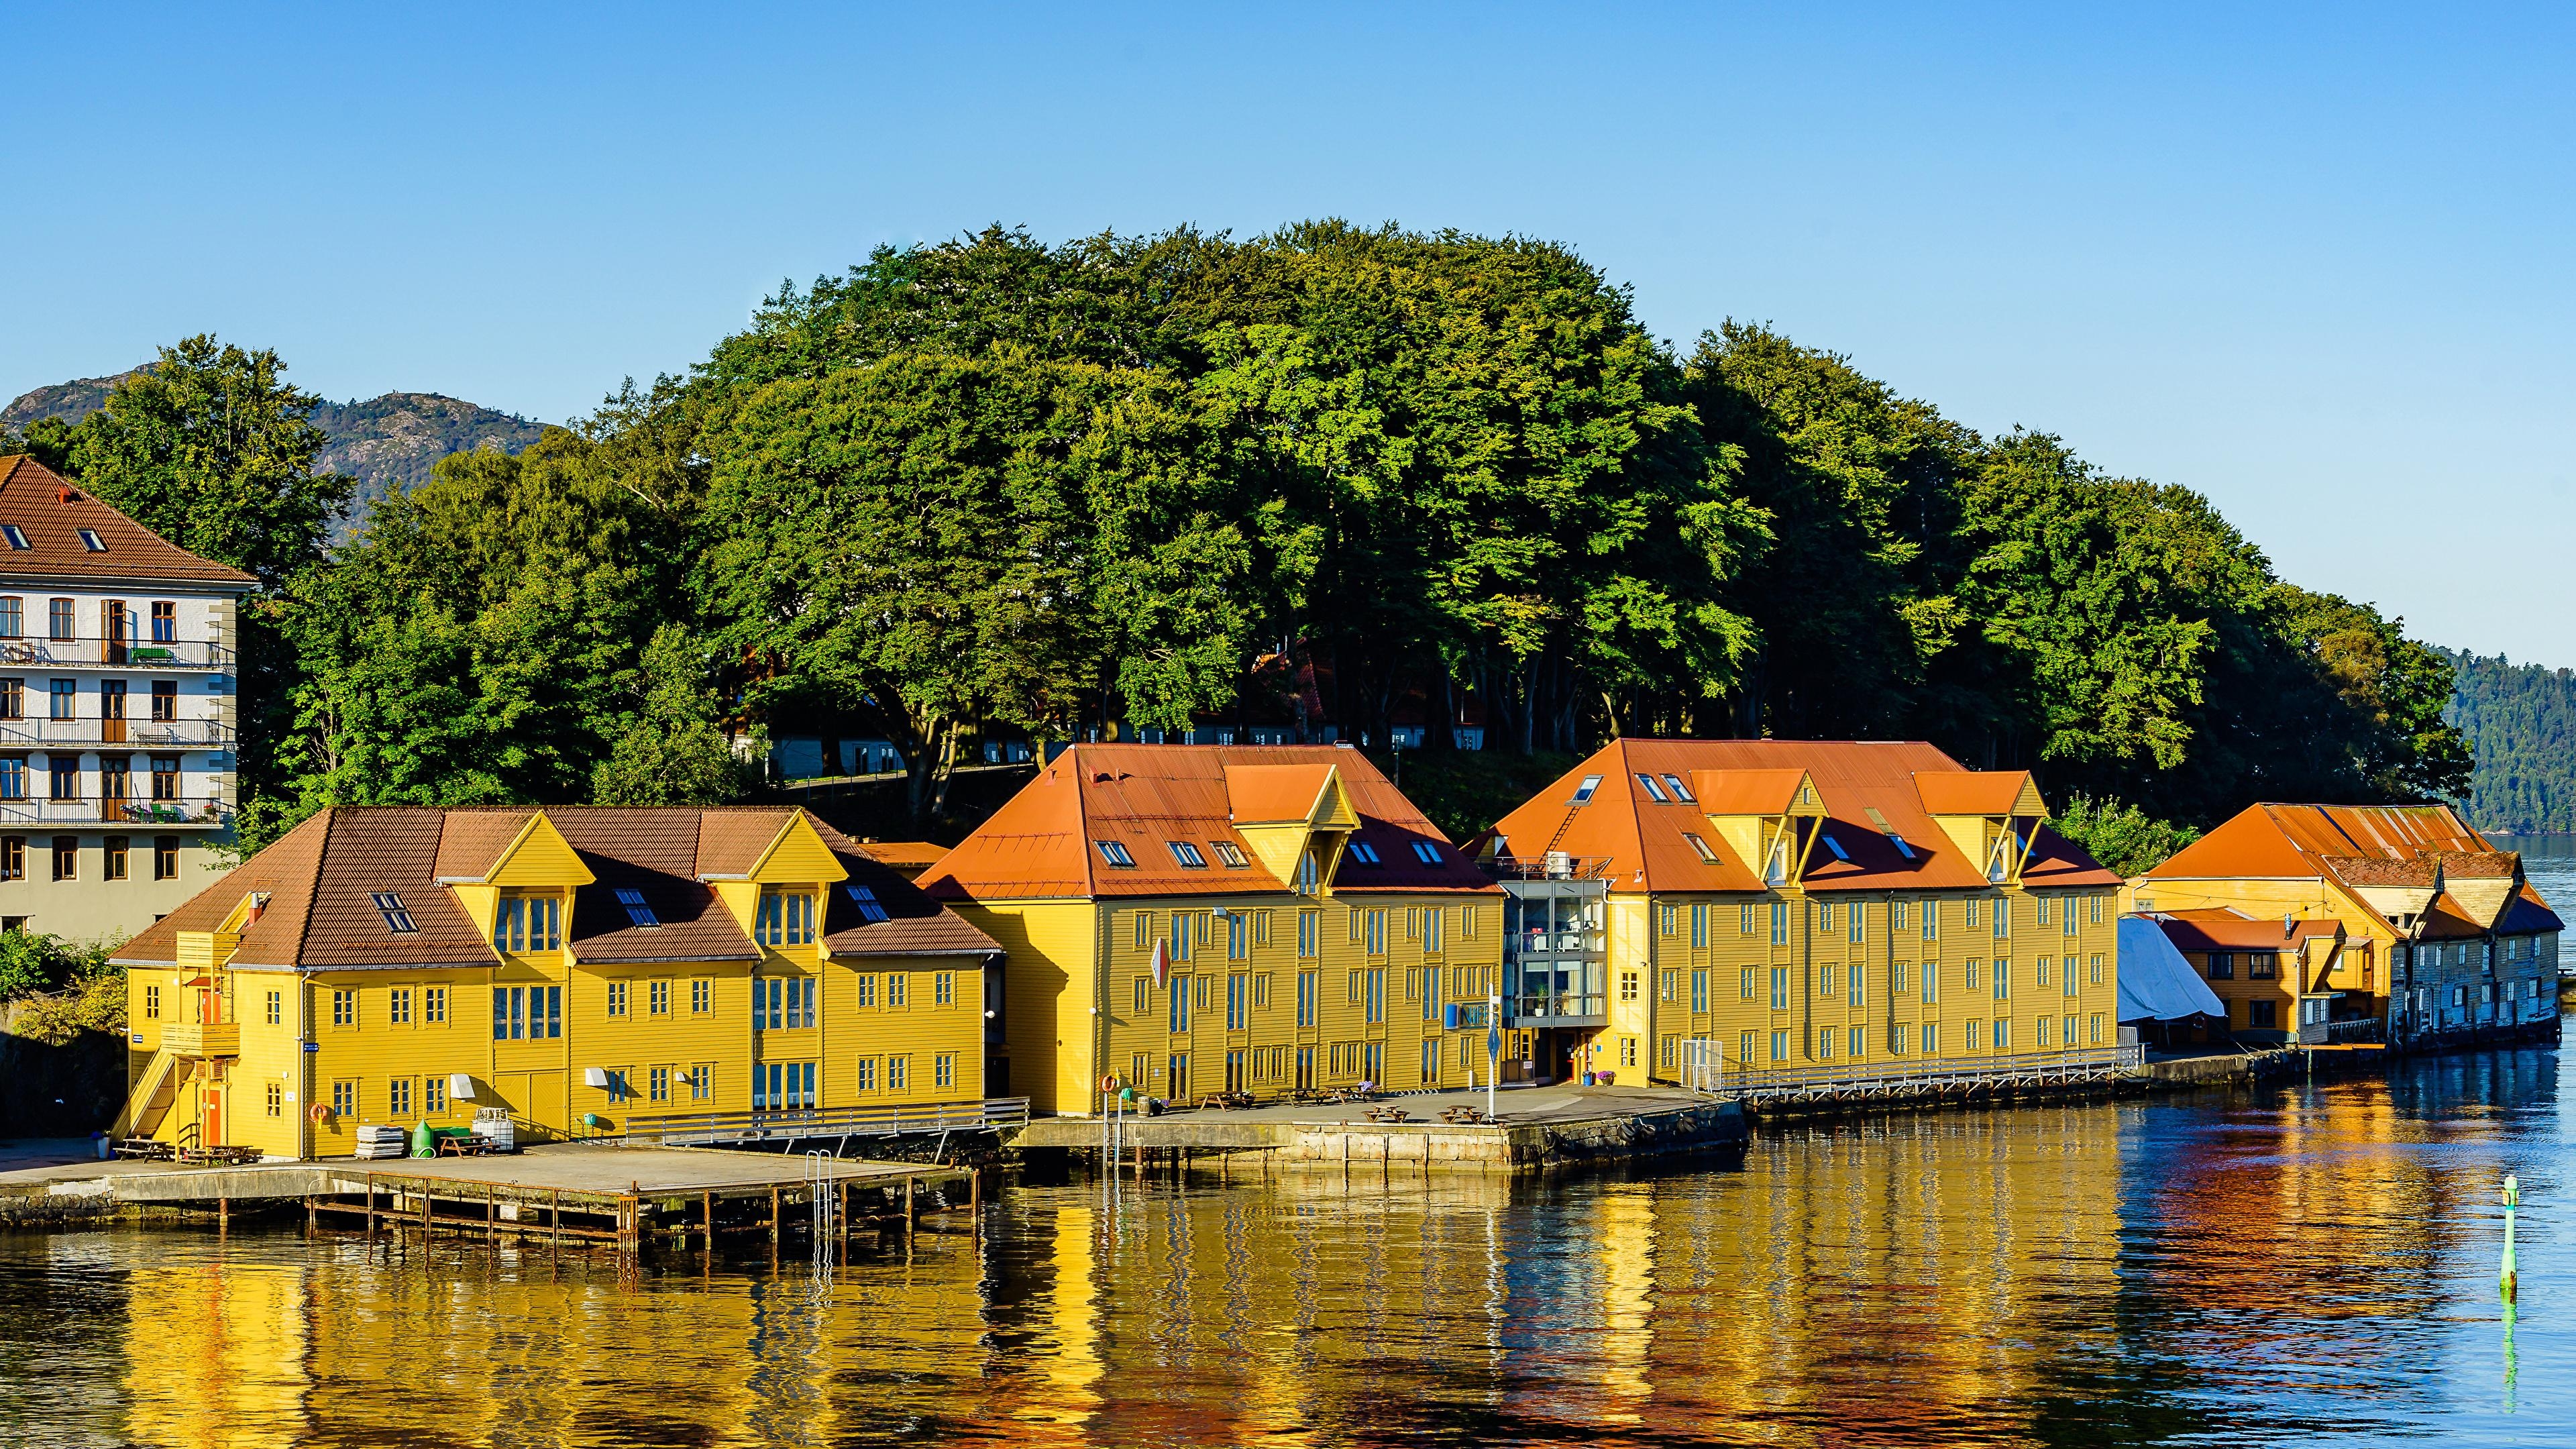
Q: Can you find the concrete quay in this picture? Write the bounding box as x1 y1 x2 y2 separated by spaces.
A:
1012 1084 1749 1173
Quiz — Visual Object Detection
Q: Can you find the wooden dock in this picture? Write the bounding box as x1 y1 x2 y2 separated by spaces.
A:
1 1143 979 1251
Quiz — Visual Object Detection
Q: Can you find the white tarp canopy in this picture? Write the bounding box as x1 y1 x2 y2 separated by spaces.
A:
2116 916 2227 1023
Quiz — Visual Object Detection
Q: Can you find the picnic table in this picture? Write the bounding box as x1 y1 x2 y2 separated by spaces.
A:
1362 1106 1413 1124
176 1144 259 1165
112 1138 174 1161
1197 1091 1254 1112
1438 1106 1495 1125
435 1136 498 1157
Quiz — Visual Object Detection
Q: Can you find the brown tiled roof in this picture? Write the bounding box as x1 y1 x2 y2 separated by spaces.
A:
695 808 795 878
1488 739 2119 894
113 804 991 970
551 808 758 965
922 745 1493 902
0 455 258 587
2145 907 2341 953
2426 850 2519 880
2316 856 2439 888
813 820 1000 958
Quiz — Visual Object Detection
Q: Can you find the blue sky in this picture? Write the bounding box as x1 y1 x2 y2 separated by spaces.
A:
3 3 2568 663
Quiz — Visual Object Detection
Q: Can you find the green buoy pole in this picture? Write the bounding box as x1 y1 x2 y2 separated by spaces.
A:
2502 1173 2520 1303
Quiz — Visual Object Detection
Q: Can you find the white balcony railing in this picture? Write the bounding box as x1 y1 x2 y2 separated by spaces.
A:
0 798 231 829
0 717 231 748
0 637 232 671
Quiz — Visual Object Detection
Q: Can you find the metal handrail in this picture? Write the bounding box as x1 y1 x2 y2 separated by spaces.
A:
1725 1043 2143 1095
1483 855 1617 881
623 1096 1032 1144
0 718 231 746
0 798 231 826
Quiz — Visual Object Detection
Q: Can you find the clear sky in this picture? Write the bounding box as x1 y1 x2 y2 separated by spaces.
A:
4 3 2568 663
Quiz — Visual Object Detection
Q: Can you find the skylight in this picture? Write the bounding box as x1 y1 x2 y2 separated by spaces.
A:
1213 841 1250 868
1096 839 1136 868
1635 773 1668 802
1348 840 1383 865
1886 833 1917 860
370 891 417 933
614 885 660 928
1821 833 1851 862
1169 841 1210 869
1662 774 1694 803
843 883 890 922
76 529 105 553
1 526 26 550
1682 832 1718 863
1570 775 1603 806
1411 841 1443 865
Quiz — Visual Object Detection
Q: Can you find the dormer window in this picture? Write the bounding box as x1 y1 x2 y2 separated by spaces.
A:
1 526 26 550
754 888 814 947
1096 840 1136 868
614 885 660 928
842 883 890 922
492 894 561 953
1213 841 1250 868
370 891 417 933
76 529 105 553
1682 832 1718 864
1570 775 1603 805
1635 773 1668 802
1348 840 1383 865
1411 841 1444 865
1169 841 1210 869
1662 774 1694 803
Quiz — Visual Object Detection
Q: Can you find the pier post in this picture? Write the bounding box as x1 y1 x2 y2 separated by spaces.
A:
486 1185 496 1241
306 1197 317 1233
366 1181 376 1238
769 1186 781 1248
703 1191 714 1252
904 1177 916 1236
969 1169 980 1242
218 1197 229 1231
420 1188 431 1240
550 1189 561 1250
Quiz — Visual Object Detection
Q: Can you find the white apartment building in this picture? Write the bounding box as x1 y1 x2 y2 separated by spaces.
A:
0 455 253 943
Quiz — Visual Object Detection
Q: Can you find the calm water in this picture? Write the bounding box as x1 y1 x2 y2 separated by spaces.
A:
1 1034 2567 1448
2494 835 2576 915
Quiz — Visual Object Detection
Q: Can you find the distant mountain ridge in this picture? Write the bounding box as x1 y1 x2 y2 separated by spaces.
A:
2 367 548 527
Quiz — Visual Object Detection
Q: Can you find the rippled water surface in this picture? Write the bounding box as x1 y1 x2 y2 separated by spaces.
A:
1 1034 2566 1447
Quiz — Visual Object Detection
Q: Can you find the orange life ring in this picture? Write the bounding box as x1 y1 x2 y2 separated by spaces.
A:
1098 1074 1120 1093
308 1103 331 1123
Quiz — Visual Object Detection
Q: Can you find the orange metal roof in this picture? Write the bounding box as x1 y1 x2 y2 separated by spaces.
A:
921 744 1495 902
1223 763 1338 824
2151 803 2491 880
1488 739 2118 894
2145 907 2343 953
1911 770 2035 816
1689 768 1805 816
0 455 258 586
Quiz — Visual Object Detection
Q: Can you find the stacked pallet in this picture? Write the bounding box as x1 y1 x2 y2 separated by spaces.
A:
354 1124 409 1160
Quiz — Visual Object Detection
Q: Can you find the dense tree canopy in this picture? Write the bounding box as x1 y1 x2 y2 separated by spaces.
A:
2445 651 2576 833
40 225 2475 844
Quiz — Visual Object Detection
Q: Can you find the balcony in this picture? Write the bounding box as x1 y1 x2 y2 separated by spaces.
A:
1504 991 1609 1026
1483 853 1616 881
1504 928 1607 964
0 717 231 748
0 637 231 672
162 1021 240 1057
0 798 232 829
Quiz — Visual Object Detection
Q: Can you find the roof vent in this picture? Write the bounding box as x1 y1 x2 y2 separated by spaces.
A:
1093 772 1114 784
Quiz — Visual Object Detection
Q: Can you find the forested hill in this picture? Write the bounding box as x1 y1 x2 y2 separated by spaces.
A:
2447 651 2576 833
3 370 544 527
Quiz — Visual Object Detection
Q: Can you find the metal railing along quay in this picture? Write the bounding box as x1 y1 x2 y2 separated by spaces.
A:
1721 1044 2145 1104
623 1097 1032 1147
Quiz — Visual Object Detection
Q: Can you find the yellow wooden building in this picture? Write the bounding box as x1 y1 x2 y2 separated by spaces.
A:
917 744 1503 1116
107 805 998 1159
1485 740 2126 1085
2135 802 2563 1046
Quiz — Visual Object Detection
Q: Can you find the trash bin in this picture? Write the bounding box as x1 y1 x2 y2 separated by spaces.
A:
93 1131 110 1161
1582 1071 1598 1086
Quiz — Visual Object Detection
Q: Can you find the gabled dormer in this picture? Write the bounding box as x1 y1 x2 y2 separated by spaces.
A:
702 810 849 958
1691 768 1827 888
439 811 594 959
2428 851 2523 929
1913 771 2049 886
1224 762 1358 896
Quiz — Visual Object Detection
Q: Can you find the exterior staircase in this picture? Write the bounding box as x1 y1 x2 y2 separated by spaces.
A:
109 1049 176 1140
